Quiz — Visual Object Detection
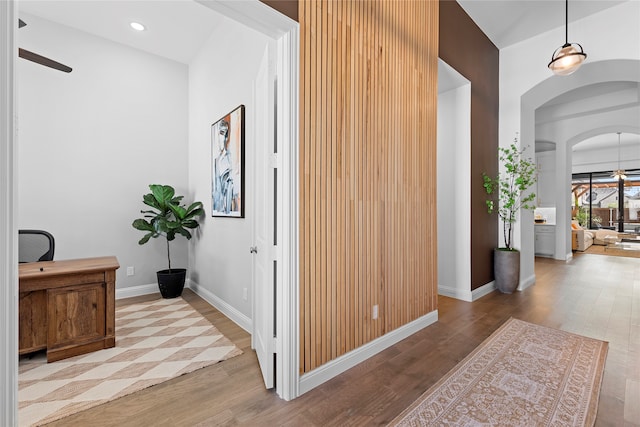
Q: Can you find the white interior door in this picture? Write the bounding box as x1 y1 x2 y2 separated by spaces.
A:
252 45 275 389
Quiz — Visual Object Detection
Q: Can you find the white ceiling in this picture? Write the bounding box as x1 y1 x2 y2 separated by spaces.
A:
457 0 628 49
18 0 225 64
572 132 640 152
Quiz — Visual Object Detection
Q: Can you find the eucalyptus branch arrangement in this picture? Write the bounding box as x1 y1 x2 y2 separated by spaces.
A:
483 136 537 250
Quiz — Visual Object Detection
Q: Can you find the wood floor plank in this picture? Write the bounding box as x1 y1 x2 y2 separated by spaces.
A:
45 253 640 426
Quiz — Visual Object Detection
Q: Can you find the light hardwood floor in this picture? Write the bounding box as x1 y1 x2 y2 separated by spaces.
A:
45 253 640 426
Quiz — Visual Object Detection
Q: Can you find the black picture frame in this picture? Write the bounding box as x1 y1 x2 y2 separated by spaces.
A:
211 105 245 218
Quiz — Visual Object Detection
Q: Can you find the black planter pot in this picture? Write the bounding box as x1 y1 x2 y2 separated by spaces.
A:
494 249 520 294
156 268 186 299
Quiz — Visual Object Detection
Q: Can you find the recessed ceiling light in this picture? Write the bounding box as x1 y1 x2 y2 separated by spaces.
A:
130 22 146 32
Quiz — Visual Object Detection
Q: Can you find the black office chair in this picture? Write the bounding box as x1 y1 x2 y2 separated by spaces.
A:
18 229 55 263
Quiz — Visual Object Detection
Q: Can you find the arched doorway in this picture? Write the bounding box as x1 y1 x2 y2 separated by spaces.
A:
521 59 640 265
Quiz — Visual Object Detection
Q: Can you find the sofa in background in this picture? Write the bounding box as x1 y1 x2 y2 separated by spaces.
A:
572 221 594 251
572 221 622 251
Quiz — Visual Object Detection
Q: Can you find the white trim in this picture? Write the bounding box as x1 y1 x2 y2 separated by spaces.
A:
115 283 159 300
0 1 17 425
277 25 300 402
518 274 536 291
438 285 472 302
439 280 497 302
188 281 252 333
564 252 573 261
196 0 296 39
298 310 439 396
472 281 497 300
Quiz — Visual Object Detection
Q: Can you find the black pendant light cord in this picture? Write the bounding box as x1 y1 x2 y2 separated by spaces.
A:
564 0 569 45
618 133 622 170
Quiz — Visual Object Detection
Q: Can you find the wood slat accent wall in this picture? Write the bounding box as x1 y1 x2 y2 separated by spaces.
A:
299 0 439 373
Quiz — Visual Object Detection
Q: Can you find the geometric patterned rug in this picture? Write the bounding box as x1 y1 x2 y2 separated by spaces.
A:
18 297 243 427
390 318 608 427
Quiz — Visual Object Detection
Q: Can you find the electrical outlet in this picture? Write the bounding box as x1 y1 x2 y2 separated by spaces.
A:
372 304 379 320
126 266 135 276
243 288 248 301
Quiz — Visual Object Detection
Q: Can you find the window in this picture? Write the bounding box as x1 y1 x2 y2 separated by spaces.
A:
571 170 640 232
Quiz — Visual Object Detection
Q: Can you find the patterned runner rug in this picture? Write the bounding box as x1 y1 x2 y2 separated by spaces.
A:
19 297 243 427
391 318 608 427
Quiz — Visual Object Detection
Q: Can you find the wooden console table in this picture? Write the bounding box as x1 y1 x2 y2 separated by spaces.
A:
19 256 120 362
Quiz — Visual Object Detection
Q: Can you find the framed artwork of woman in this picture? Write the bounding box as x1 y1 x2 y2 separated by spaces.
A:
211 105 245 217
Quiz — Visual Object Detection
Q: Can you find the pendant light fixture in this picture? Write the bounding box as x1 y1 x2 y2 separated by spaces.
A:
548 0 587 76
612 132 627 181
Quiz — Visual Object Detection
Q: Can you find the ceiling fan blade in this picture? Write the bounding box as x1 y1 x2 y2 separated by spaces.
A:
18 48 72 73
19 19 26 28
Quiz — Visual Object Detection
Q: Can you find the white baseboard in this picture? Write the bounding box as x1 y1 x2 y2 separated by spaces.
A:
443 278 530 298
116 281 252 333
438 281 496 302
471 281 496 300
115 283 159 300
187 281 252 333
438 285 472 302
518 274 536 291
564 252 573 261
298 310 439 396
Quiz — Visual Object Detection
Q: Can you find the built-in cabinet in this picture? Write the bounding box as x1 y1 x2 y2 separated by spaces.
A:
536 151 556 207
534 225 555 257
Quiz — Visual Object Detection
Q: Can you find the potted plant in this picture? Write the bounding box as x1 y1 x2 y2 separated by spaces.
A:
132 184 204 298
483 135 537 293
573 205 602 228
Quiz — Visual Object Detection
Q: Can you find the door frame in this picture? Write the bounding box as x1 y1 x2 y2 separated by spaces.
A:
274 25 300 401
0 1 18 425
197 0 300 401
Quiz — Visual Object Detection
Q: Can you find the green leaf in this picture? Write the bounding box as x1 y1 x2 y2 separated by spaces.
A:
132 218 153 231
182 219 199 229
142 193 161 211
138 233 153 245
169 203 187 220
177 228 192 240
150 184 175 204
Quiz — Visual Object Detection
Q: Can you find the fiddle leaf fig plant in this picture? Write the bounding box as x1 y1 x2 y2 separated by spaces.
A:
132 184 204 270
483 136 537 251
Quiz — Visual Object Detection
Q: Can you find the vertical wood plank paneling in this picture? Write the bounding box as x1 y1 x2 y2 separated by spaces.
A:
310 0 319 370
327 1 338 360
318 0 326 365
299 0 439 373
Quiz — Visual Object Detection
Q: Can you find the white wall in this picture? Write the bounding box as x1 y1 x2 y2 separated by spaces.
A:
17 13 189 290
500 1 640 284
437 61 472 301
188 17 272 324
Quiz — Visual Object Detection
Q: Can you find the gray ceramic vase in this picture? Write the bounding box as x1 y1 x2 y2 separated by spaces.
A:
494 249 520 294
